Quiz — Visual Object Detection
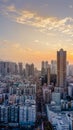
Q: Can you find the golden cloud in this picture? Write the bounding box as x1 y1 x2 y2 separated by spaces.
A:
1 5 73 37
6 5 16 12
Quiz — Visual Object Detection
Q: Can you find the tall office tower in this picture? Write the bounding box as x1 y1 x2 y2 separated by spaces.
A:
18 62 23 75
41 61 45 75
51 60 57 74
68 64 73 76
57 49 66 87
30 63 34 76
45 61 48 70
41 61 49 85
25 63 34 77
25 63 29 77
66 61 69 76
0 61 18 75
15 63 18 74
41 61 48 75
47 65 50 85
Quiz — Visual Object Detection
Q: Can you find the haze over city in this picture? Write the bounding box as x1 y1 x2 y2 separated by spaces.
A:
0 0 73 69
1 1 73 130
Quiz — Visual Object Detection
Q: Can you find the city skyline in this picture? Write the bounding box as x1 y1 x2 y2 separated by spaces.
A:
0 0 73 69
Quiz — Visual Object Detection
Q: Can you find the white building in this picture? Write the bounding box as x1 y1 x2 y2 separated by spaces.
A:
46 105 69 130
52 92 61 105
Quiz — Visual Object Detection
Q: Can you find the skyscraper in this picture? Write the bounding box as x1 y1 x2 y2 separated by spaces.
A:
51 60 57 74
0 61 18 75
47 65 51 85
18 62 23 75
41 61 48 75
57 49 66 87
25 63 34 77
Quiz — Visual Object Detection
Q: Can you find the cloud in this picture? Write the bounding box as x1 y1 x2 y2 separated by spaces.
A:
16 12 73 37
0 0 9 3
6 5 16 12
1 5 73 37
69 5 73 9
34 40 40 43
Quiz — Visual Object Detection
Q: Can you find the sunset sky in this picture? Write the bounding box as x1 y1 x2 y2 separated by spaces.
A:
0 0 73 68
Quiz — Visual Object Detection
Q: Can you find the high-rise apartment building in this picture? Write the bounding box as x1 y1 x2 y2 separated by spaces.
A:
0 61 18 75
41 61 48 75
18 62 23 75
51 60 57 74
47 65 50 85
57 49 66 87
25 63 34 77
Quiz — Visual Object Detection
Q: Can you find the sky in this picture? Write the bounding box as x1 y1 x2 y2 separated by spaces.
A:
0 0 73 69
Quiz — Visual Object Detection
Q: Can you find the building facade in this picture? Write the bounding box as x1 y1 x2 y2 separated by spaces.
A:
57 49 66 87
